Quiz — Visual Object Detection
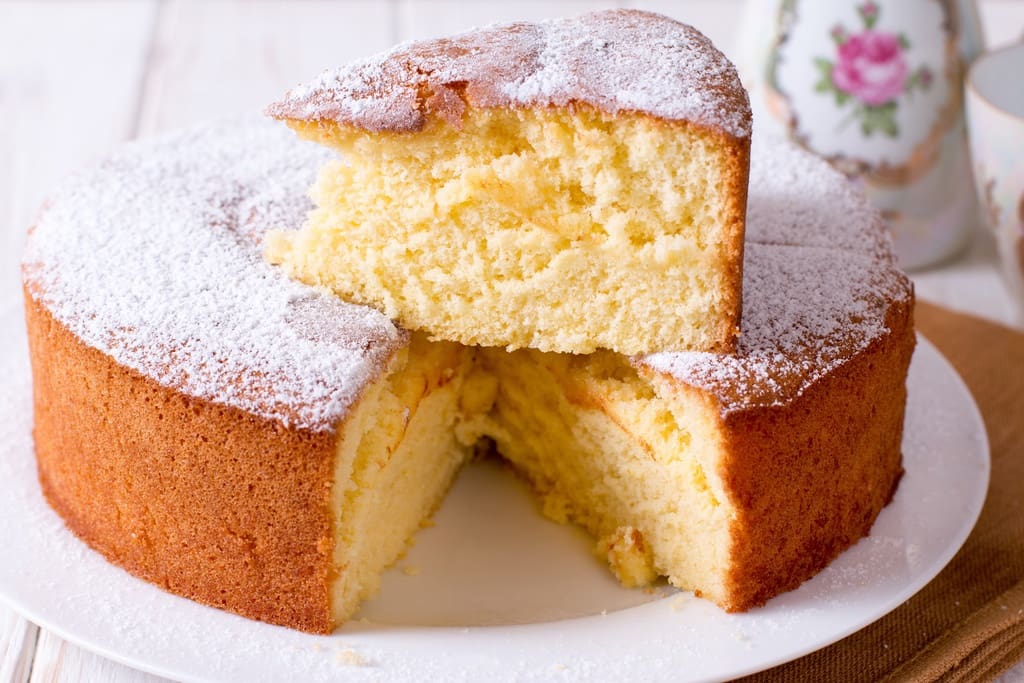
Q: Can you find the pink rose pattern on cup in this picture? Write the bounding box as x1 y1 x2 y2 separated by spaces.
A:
833 30 908 105
814 2 933 137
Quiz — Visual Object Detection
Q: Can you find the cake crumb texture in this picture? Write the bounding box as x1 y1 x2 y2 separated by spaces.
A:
266 10 750 355
266 104 747 355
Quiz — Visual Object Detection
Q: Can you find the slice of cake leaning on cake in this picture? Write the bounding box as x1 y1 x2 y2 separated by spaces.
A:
265 10 751 355
22 12 914 634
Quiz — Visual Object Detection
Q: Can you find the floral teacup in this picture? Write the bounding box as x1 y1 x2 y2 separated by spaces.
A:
736 0 985 270
966 41 1024 315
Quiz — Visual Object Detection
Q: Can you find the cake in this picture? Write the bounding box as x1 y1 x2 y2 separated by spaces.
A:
22 119 914 634
264 10 751 355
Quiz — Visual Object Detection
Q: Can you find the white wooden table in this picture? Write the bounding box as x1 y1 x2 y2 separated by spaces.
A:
1 1 1022 681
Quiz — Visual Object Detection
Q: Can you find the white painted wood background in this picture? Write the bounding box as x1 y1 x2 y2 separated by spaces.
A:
1 1 1022 680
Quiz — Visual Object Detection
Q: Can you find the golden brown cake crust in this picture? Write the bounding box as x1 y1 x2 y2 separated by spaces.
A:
716 132 750 350
633 290 913 612
25 291 337 633
266 10 751 139
718 299 914 611
16 119 417 634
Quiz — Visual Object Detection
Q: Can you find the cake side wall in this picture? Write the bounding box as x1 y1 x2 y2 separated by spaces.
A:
24 291 338 634
716 129 750 352
718 299 916 611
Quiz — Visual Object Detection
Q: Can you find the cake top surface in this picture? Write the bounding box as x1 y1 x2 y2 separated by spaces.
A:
23 119 408 433
266 9 751 138
744 136 893 259
24 118 908 426
638 244 910 412
637 136 912 413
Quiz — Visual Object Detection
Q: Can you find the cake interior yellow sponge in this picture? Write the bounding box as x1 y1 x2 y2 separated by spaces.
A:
264 11 751 355
456 347 734 601
266 108 746 354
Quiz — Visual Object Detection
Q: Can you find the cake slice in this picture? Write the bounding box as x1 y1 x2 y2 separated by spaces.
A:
265 10 751 355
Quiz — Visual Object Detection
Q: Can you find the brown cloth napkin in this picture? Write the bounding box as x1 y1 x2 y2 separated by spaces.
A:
740 301 1024 683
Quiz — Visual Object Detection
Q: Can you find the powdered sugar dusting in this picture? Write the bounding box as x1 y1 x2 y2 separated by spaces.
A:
641 244 910 410
267 10 751 138
746 136 894 259
638 138 912 412
23 119 408 432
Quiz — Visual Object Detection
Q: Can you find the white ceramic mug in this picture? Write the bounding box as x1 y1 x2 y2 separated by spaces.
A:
966 41 1024 315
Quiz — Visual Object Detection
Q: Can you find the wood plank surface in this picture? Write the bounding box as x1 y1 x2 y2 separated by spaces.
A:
0 610 36 683
29 630 163 683
396 0 622 42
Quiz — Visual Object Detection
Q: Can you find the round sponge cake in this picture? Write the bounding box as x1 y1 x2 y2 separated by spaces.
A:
23 119 913 632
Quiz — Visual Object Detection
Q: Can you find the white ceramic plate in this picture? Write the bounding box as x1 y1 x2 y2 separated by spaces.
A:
0 306 989 682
